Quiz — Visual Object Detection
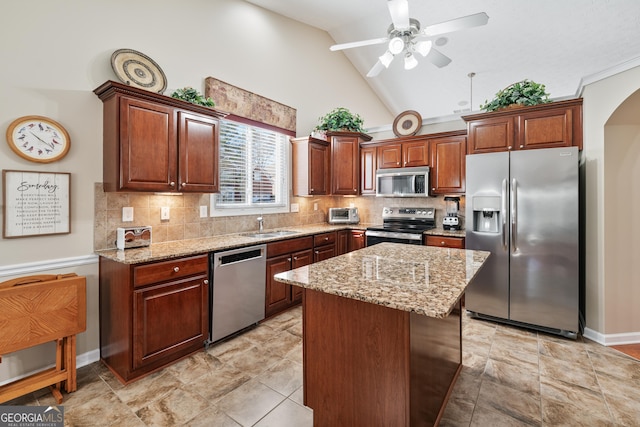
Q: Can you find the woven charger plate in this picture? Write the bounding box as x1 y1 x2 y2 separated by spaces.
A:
111 49 167 94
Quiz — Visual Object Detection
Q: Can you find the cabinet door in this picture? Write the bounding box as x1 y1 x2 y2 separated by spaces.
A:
430 136 466 195
265 254 293 317
336 230 349 255
378 144 402 168
348 230 366 252
291 249 313 302
517 107 573 150
120 97 177 191
178 111 219 193
132 276 208 370
467 116 514 154
360 146 377 195
403 140 429 167
331 136 360 195
309 141 330 195
314 244 336 262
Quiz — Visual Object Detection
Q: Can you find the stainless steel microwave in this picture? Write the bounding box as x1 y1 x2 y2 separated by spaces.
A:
376 166 430 197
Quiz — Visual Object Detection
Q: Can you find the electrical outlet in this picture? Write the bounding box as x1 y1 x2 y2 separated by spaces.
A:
199 205 208 218
349 202 355 208
290 203 299 213
122 207 134 222
161 206 170 220
313 202 318 211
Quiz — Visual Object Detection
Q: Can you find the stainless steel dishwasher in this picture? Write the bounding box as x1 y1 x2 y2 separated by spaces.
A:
210 244 266 342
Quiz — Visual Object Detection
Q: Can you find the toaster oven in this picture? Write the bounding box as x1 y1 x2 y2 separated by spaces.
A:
328 207 360 224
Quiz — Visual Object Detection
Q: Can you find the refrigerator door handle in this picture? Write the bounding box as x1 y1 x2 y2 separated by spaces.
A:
511 178 517 252
501 178 508 249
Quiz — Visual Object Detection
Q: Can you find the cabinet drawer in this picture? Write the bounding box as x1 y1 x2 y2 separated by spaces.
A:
267 236 314 258
314 232 336 247
425 236 465 249
133 254 208 287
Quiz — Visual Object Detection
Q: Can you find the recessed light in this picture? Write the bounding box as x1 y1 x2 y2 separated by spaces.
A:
435 37 448 47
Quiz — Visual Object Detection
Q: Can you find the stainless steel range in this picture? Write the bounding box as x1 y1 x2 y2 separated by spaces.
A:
365 207 435 246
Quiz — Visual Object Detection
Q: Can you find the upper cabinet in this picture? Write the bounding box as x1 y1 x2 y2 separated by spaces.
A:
463 99 583 155
291 136 330 196
327 131 372 196
94 81 226 192
377 136 429 168
429 132 467 195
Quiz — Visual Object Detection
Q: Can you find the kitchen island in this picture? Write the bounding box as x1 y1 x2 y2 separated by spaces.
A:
274 242 489 426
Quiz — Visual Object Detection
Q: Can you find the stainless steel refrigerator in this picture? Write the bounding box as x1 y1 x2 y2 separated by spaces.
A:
465 146 581 338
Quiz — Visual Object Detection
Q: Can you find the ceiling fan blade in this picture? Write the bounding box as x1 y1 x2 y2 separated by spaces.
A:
330 37 388 51
426 48 452 68
387 0 410 30
366 60 386 78
423 12 489 37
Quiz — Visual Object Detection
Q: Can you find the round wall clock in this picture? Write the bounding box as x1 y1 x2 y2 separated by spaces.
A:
392 110 422 137
6 115 71 163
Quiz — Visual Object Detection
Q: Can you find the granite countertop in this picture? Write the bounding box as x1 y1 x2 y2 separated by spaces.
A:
274 242 489 318
95 223 370 264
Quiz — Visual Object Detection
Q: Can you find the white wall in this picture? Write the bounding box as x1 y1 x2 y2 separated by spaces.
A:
0 0 392 383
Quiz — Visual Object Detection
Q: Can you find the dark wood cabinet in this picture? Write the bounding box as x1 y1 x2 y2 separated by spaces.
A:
425 235 465 249
327 131 372 195
377 143 403 168
403 140 430 167
291 136 330 196
265 237 313 317
463 99 583 154
313 232 337 262
429 133 467 195
99 254 209 384
360 145 377 195
337 230 350 255
377 139 429 169
94 80 224 193
348 229 366 252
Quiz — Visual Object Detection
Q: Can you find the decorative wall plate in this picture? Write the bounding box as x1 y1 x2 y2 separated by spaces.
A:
392 110 422 137
6 116 71 163
111 49 167 94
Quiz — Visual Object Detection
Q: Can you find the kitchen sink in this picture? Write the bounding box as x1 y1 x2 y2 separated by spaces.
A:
242 230 299 239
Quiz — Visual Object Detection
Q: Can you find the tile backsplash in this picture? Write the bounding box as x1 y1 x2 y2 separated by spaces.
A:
94 183 464 250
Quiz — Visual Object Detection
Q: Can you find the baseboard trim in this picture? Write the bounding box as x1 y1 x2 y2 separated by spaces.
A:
0 254 99 278
583 328 640 346
0 349 101 387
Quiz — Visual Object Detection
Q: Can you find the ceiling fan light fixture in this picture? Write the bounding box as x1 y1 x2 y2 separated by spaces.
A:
404 53 418 70
379 50 394 68
388 37 405 55
416 40 432 57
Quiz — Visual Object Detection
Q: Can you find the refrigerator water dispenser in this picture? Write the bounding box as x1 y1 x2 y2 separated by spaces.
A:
472 196 500 233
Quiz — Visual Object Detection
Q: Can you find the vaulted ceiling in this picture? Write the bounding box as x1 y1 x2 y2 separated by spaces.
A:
246 0 640 121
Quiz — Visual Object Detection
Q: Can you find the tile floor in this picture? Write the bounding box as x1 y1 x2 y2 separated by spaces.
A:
4 305 640 426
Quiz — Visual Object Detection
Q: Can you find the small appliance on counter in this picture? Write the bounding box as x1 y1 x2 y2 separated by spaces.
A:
116 226 152 250
328 207 360 224
443 196 461 230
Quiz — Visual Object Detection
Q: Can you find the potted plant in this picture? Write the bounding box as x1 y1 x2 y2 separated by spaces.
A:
170 87 215 107
480 79 551 112
312 107 365 139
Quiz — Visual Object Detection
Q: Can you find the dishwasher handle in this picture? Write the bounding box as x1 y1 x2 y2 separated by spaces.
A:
215 246 265 267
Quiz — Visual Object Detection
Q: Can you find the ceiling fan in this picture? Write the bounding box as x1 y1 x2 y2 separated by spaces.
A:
329 0 489 77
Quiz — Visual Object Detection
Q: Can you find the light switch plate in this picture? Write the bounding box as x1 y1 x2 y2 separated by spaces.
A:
290 203 299 213
199 205 208 218
122 207 134 222
161 206 170 220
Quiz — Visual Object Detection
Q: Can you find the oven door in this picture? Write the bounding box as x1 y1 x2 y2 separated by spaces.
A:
365 230 424 246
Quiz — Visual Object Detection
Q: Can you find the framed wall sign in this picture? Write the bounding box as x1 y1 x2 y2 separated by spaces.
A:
2 170 71 238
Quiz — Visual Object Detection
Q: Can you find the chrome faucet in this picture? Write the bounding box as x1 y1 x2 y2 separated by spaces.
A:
257 216 264 233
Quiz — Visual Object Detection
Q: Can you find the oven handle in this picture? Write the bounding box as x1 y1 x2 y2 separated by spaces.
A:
365 230 423 241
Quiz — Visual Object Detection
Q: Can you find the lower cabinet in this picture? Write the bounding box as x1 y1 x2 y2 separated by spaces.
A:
265 236 314 317
425 235 465 248
314 232 337 262
348 229 366 251
99 254 209 384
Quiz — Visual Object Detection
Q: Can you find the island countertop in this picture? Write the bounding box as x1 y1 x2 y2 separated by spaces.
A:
274 242 489 318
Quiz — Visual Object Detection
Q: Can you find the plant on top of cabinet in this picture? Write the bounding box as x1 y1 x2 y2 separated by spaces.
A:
480 80 551 112
312 107 365 139
170 87 215 107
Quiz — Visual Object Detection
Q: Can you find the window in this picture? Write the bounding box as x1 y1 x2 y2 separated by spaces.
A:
211 119 289 216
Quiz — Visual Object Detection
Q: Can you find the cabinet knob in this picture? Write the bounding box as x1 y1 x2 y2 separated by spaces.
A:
315 250 319 254
324 237 329 241
173 266 180 272
519 145 524 149
293 256 298 260
287 257 292 262
397 162 400 165
182 182 186 187
432 187 435 191
204 279 209 285
440 241 446 246
170 181 176 187
507 146 512 150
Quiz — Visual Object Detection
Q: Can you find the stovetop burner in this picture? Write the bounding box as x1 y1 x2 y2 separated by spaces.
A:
367 207 436 234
